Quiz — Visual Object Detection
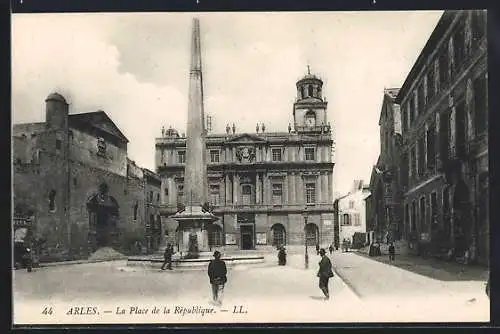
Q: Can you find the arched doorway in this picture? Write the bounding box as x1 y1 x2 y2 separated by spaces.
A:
208 224 223 250
305 223 319 246
86 183 119 252
271 224 286 247
453 180 472 256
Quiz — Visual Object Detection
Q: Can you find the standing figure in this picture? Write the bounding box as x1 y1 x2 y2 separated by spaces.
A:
315 243 320 255
317 248 334 300
328 244 334 255
388 242 395 261
208 251 227 306
278 246 287 266
161 244 174 270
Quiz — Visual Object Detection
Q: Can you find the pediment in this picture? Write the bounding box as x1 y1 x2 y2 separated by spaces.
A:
226 133 267 144
70 111 129 143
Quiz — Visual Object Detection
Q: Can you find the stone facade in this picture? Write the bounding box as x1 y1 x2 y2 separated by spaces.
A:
396 10 488 264
156 71 336 250
367 88 404 242
13 93 161 262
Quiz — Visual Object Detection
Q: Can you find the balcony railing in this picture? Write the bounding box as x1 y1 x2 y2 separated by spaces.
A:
159 202 334 214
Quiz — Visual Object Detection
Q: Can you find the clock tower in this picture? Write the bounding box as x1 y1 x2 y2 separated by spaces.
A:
293 66 329 134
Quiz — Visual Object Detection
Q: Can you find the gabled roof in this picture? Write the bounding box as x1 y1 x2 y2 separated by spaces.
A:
69 111 129 143
378 88 400 126
225 133 267 144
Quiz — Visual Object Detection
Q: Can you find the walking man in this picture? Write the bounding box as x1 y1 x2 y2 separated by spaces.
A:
161 244 173 270
208 250 227 306
317 248 334 300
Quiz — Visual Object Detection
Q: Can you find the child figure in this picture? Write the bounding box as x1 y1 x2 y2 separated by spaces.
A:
388 242 395 261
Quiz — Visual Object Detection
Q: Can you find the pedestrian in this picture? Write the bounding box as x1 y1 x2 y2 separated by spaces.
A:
317 248 334 300
208 250 227 306
278 246 287 266
316 243 320 255
24 247 33 272
161 243 173 270
328 244 334 255
388 242 395 261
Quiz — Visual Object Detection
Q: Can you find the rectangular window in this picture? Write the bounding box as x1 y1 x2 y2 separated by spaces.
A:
272 148 282 162
401 153 409 187
354 213 361 226
305 147 315 161
164 187 169 196
410 147 417 179
420 196 426 231
418 137 425 177
428 67 435 102
342 213 351 226
453 26 465 71
431 192 438 223
411 201 417 232
409 98 415 124
455 100 467 157
439 46 449 88
426 125 436 170
177 184 184 203
210 185 220 206
177 151 186 164
439 111 450 162
149 191 153 202
474 75 488 135
210 150 220 163
56 139 61 150
156 193 160 203
241 184 252 205
272 183 283 205
306 183 316 204
418 82 426 114
402 106 408 133
349 200 354 209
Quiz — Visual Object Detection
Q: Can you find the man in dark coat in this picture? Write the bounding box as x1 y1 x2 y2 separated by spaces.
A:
161 244 173 270
208 251 227 305
317 248 334 300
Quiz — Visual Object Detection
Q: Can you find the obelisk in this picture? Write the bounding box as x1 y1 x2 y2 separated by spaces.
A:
171 18 217 258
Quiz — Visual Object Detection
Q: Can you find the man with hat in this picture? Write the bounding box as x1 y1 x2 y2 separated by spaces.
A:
317 248 334 300
207 251 227 306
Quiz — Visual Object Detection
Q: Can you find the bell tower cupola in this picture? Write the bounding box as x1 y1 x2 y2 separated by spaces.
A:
293 66 329 133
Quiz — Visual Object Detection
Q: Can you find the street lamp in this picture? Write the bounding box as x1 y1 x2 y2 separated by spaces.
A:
302 208 309 269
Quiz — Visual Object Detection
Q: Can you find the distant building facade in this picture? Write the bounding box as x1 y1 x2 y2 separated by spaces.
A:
156 71 336 250
368 88 404 243
337 180 371 246
395 10 488 264
13 93 161 262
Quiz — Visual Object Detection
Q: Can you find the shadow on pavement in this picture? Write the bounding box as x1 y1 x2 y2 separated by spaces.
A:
356 252 489 282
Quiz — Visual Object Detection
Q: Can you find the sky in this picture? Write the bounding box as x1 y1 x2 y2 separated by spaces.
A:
11 11 443 196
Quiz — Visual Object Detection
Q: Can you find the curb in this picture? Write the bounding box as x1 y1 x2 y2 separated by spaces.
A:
331 264 363 299
37 258 127 267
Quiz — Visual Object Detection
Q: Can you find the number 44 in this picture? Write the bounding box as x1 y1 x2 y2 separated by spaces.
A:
42 307 53 315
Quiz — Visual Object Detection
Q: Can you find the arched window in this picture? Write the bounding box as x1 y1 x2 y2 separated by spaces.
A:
242 184 252 205
271 224 286 246
317 86 322 98
301 86 306 99
133 202 138 220
308 85 313 97
305 111 316 127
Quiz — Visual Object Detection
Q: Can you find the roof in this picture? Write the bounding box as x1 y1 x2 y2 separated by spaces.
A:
69 111 129 143
395 11 455 104
45 92 67 103
378 88 400 126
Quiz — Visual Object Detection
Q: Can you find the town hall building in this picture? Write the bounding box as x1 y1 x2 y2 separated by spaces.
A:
156 71 336 250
